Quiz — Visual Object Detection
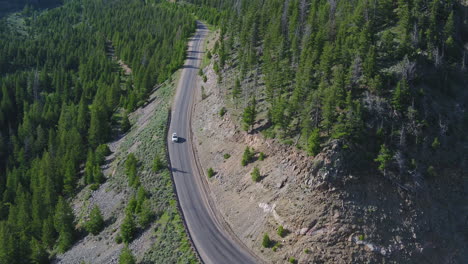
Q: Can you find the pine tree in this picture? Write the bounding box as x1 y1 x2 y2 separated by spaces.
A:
85 205 104 235
307 129 321 156
54 196 74 253
121 111 131 133
251 167 261 182
242 96 257 132
392 79 408 112
84 150 95 185
232 78 241 103
120 212 136 243
137 199 153 228
88 101 109 149
30 237 48 264
93 165 104 184
125 154 138 187
375 144 392 175
41 215 56 249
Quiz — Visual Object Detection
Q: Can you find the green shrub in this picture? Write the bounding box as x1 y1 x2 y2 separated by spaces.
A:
358 234 365 241
277 225 286 237
201 86 207 100
198 68 203 76
427 166 436 177
152 155 164 172
288 257 297 264
272 242 281 252
219 107 227 117
207 168 215 178
251 167 261 182
432 137 440 149
90 183 100 191
259 152 265 161
119 246 136 264
203 75 207 82
262 233 271 248
115 235 123 244
304 248 310 254
223 153 231 159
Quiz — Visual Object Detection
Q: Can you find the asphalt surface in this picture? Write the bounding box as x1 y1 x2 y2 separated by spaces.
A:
168 22 258 264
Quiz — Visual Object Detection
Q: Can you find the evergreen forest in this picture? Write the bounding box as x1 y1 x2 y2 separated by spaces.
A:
0 0 195 262
187 0 468 186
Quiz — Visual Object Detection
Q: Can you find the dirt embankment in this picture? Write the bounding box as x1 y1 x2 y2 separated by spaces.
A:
192 60 467 263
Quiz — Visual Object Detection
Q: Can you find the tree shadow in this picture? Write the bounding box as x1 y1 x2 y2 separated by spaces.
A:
171 167 188 174
181 65 199 70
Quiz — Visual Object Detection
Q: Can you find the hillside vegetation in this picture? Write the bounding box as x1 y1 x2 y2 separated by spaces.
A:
0 0 195 262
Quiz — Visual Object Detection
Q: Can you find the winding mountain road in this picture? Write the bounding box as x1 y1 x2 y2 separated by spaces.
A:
168 22 258 264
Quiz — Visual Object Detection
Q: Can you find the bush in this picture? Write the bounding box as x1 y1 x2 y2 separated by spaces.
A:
198 68 203 76
241 146 254 166
203 75 207 82
219 107 227 117
115 235 123 244
85 205 104 235
201 86 207 100
288 257 297 264
432 137 440 149
152 155 164 172
119 246 136 264
272 242 280 252
262 233 271 248
427 166 436 177
277 225 286 237
251 167 261 182
207 168 215 178
259 152 265 161
304 248 311 254
90 183 100 191
223 153 231 159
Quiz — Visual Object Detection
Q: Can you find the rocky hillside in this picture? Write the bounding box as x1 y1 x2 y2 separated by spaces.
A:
187 0 468 263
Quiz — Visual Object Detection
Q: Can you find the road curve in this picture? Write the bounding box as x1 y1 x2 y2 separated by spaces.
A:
168 22 258 264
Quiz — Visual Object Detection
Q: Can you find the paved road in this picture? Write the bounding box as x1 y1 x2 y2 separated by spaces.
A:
168 22 258 264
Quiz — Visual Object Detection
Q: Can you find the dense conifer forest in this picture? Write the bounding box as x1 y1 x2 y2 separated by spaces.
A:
187 0 468 186
0 0 195 262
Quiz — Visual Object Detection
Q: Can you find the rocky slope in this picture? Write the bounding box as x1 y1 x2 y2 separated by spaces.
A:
192 58 467 263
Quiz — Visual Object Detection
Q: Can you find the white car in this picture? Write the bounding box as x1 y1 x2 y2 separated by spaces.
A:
171 133 178 143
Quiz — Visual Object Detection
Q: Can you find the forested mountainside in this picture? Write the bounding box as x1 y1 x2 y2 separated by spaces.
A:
0 0 195 262
184 0 467 262
189 0 468 191
0 0 62 15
